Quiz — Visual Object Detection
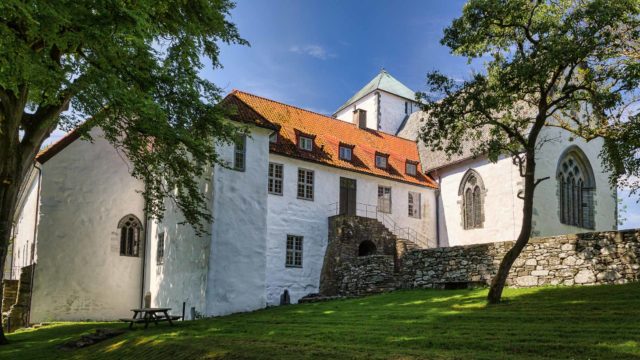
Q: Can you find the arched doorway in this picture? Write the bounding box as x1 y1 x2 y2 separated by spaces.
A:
358 240 377 256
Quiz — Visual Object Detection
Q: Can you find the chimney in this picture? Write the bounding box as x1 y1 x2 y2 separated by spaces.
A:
353 109 367 129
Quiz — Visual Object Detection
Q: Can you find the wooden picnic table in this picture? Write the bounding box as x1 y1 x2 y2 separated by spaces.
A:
120 307 181 329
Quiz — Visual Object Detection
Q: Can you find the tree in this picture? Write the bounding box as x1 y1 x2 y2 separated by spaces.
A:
0 0 247 343
418 0 640 304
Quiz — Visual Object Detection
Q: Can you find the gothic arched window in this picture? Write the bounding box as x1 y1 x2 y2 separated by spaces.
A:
557 147 595 229
459 169 486 230
118 215 142 257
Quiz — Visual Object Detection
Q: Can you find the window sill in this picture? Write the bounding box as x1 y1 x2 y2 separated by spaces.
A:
285 265 303 268
297 197 314 201
269 192 283 196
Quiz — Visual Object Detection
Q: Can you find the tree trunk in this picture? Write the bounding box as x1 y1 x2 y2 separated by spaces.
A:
487 151 537 304
0 156 22 344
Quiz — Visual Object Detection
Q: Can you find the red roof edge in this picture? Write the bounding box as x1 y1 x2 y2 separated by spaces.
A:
36 128 82 164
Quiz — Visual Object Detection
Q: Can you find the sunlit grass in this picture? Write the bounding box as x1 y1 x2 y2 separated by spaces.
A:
3 283 640 359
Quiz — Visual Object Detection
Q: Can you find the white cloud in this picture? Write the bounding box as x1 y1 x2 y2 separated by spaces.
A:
289 44 336 60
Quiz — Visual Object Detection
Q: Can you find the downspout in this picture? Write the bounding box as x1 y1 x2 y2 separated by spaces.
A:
434 170 442 248
26 163 43 325
140 210 149 308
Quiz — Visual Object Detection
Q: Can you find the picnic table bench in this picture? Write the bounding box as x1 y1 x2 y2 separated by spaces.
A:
119 308 181 329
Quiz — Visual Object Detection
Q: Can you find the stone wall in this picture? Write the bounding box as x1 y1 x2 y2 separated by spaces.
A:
401 230 640 288
328 229 640 297
1 280 18 314
338 255 397 295
320 215 399 296
3 264 34 333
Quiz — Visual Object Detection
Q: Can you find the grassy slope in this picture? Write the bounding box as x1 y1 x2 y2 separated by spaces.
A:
3 284 640 360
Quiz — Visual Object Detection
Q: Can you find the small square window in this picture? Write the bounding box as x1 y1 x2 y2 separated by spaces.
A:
269 132 278 144
299 136 313 151
286 235 303 267
339 146 352 161
406 162 417 176
375 154 388 169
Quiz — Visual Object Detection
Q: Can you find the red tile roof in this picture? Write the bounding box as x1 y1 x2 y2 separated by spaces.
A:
227 90 437 188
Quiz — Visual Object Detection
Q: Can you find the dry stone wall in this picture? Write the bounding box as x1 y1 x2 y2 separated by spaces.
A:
324 228 640 297
402 230 640 288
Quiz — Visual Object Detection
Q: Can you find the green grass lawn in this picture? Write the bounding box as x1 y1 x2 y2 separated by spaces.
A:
3 283 640 359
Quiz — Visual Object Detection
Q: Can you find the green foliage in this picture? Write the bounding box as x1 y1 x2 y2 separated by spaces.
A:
5 284 640 359
0 0 248 233
419 0 640 164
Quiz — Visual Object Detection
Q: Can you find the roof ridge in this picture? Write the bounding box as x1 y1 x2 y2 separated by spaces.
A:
231 90 418 146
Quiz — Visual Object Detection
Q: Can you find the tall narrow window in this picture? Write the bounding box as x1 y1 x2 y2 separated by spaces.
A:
285 235 303 267
459 170 485 230
118 215 142 257
408 192 421 218
156 232 165 265
234 135 246 171
404 101 409 115
297 168 314 200
268 163 283 195
378 186 392 213
557 147 595 229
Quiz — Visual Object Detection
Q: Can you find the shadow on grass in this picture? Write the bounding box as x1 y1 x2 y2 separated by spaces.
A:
3 283 640 359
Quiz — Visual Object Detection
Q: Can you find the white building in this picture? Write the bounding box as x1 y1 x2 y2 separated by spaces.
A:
5 70 616 323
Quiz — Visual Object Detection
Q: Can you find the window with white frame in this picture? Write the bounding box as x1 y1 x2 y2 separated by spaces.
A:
297 168 314 200
375 154 388 169
269 132 278 143
156 232 165 265
408 192 421 218
234 135 246 171
378 186 392 213
406 162 417 176
339 146 352 161
286 235 303 267
268 163 283 195
299 136 313 151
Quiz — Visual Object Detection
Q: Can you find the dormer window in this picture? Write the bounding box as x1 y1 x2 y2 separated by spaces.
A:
269 132 278 144
375 153 388 169
406 161 417 176
299 136 313 151
339 143 354 161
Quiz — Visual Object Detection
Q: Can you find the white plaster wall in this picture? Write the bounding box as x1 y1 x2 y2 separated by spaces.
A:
532 127 617 236
9 175 39 275
206 126 271 316
378 92 418 135
265 153 436 305
30 128 145 322
145 175 211 319
334 92 377 130
436 155 522 247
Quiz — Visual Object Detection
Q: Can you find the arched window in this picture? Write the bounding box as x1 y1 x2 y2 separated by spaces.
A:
459 169 485 230
557 146 595 229
118 215 142 257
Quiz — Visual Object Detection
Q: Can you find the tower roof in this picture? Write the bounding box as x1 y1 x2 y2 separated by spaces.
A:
334 69 416 115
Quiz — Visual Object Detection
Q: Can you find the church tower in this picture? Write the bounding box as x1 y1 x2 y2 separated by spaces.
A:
333 69 419 135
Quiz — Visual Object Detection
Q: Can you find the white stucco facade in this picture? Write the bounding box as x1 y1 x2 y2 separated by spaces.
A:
265 153 436 305
30 129 145 322
7 174 39 278
434 127 616 247
334 91 418 134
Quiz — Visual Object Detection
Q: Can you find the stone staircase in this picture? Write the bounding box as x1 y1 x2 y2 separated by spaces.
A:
320 214 424 297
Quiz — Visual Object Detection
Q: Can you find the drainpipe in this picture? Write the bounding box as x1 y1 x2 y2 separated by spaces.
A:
434 170 442 248
140 211 149 308
26 163 43 325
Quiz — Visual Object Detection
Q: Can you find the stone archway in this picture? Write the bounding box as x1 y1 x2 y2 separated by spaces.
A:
358 240 377 256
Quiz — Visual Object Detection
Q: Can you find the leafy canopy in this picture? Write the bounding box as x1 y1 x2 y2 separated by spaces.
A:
419 0 640 170
0 0 248 232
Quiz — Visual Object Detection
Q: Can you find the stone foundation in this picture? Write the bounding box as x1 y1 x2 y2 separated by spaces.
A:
2 264 34 333
322 228 640 297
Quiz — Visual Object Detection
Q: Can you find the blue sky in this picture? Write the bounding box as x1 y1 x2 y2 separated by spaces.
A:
48 0 640 229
